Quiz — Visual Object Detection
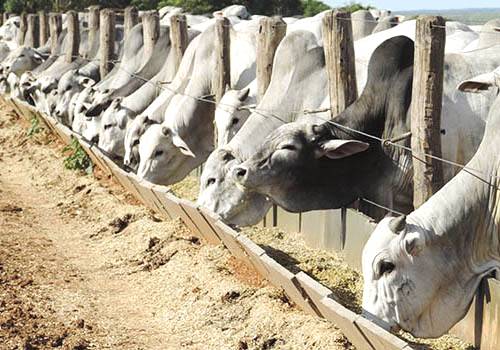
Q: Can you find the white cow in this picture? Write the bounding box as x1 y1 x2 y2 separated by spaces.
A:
361 67 500 338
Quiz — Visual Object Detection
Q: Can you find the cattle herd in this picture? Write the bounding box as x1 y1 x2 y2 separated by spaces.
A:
1 4 499 342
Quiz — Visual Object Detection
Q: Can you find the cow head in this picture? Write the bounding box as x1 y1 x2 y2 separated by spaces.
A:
0 16 20 42
362 216 482 338
214 87 252 147
7 47 44 76
54 72 95 124
124 114 156 170
232 122 369 212
197 148 272 226
136 124 196 185
98 98 131 159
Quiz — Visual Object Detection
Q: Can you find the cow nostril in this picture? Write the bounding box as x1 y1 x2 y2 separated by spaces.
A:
234 167 247 179
90 135 99 144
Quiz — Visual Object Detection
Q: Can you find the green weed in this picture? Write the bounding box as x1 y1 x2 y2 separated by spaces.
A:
62 137 93 174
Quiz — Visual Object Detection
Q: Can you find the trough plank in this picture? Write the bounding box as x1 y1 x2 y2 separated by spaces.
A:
318 297 375 350
149 185 173 220
210 219 248 262
177 199 204 239
259 254 319 316
236 235 270 279
179 201 220 245
160 192 185 220
355 316 410 350
295 271 334 318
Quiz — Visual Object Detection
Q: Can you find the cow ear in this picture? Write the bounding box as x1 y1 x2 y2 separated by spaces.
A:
237 87 250 102
33 53 43 62
316 139 369 159
389 215 406 234
458 71 497 93
78 77 95 88
172 134 195 157
403 232 425 257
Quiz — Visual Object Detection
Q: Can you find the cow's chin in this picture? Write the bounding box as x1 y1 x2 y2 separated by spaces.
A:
224 195 272 227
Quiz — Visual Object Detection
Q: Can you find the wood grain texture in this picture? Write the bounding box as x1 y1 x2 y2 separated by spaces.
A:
256 16 286 102
99 9 115 78
410 16 445 208
322 10 357 118
65 11 79 63
124 6 138 39
38 11 49 46
214 17 231 104
170 14 188 74
49 13 62 55
25 14 40 48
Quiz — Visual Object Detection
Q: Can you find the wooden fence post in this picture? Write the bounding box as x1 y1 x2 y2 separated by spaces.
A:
256 16 286 102
214 17 231 104
99 9 115 78
86 5 100 59
2 13 8 24
38 11 49 46
17 13 27 46
170 14 188 74
49 13 62 55
410 16 446 208
322 10 357 118
25 14 40 48
0 13 3 27
124 6 138 39
65 11 79 63
142 10 160 59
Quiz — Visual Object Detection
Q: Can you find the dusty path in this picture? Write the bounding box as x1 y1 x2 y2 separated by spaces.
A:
0 106 352 350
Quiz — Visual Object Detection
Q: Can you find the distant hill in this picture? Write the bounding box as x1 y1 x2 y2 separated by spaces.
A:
395 8 500 25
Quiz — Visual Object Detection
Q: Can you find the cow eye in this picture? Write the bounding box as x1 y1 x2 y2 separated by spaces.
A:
377 260 395 277
132 139 140 146
231 118 239 125
104 124 113 130
206 178 216 186
65 85 72 92
154 150 164 158
280 144 296 151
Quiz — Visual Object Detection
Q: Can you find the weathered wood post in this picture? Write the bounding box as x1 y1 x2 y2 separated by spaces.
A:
24 14 40 48
170 14 188 74
99 9 115 78
124 6 138 39
256 16 287 102
38 11 49 46
0 13 3 27
142 10 160 59
214 17 231 104
410 16 445 208
49 13 62 55
2 13 8 24
86 5 100 59
322 10 357 118
17 13 27 46
65 11 79 62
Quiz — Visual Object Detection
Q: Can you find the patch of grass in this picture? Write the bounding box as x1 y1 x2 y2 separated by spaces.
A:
27 115 41 137
62 137 93 174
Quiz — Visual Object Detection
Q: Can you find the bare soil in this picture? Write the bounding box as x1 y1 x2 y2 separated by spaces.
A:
0 104 353 349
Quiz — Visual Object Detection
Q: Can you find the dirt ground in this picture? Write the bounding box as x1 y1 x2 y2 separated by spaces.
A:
0 106 356 349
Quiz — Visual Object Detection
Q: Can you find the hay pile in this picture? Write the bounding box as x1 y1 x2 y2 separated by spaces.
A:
170 175 200 202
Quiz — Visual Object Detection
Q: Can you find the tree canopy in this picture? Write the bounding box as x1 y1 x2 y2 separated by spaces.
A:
1 1 372 17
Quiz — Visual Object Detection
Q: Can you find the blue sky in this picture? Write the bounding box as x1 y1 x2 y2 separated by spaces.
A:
324 0 500 11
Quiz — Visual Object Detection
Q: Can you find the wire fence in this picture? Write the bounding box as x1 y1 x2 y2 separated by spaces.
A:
14 12 500 217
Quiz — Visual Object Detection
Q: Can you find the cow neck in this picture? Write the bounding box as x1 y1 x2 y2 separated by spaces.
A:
410 132 500 277
328 79 411 216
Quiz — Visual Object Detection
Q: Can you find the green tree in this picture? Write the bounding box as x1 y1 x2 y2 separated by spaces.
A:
340 1 373 12
301 0 330 17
